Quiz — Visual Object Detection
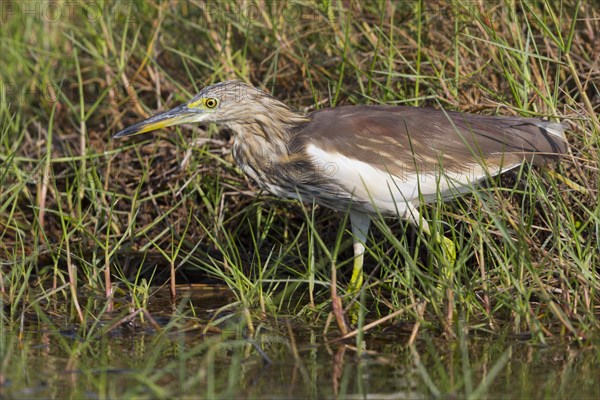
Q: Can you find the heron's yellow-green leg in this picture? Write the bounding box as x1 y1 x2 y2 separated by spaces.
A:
347 212 371 295
436 232 457 330
420 216 456 268
419 216 457 309
347 241 365 294
440 235 457 266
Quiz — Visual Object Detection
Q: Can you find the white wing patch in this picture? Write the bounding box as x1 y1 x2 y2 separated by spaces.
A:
306 144 516 214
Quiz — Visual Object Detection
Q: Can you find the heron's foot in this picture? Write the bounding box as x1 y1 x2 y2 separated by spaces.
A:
347 261 364 295
345 255 365 325
348 302 362 325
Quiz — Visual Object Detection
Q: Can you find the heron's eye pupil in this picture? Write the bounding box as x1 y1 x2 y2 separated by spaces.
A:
205 98 217 108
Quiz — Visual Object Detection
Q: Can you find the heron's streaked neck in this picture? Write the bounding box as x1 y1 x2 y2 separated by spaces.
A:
226 101 308 161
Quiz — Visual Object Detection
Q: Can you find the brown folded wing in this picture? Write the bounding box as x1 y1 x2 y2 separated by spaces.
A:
291 105 567 178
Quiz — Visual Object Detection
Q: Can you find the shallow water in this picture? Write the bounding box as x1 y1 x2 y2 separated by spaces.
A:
2 285 598 399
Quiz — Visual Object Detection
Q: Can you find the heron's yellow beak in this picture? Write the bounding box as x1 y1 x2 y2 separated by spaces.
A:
113 104 200 138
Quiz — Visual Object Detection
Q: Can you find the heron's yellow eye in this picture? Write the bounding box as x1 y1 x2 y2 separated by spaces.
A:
205 98 218 108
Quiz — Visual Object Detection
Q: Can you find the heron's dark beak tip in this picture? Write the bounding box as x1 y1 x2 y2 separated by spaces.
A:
113 127 138 139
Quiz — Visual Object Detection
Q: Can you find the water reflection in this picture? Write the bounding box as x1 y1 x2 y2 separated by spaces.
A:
2 285 598 399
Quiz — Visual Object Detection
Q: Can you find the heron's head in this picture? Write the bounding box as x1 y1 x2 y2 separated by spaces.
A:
113 81 296 139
